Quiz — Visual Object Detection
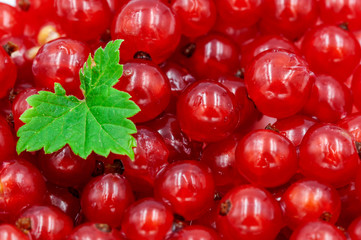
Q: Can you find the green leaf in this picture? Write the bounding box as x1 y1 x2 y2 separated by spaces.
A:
16 40 140 159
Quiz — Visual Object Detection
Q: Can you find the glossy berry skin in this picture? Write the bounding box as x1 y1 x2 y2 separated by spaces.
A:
216 185 283 240
0 45 17 99
176 80 240 142
351 65 361 111
212 19 259 48
245 49 315 118
12 88 40 131
273 115 317 146
302 74 352 123
0 224 28 240
0 36 35 84
259 0 318 40
236 129 298 187
299 123 359 188
146 113 194 162
0 116 16 160
160 61 196 113
217 75 261 128
67 223 124 240
167 225 220 240
302 25 361 82
15 205 73 240
81 173 134 228
162 0 217 37
181 33 240 79
45 184 81 222
111 0 181 63
115 59 171 123
200 134 245 188
154 160 215 220
348 216 361 240
121 198 173 240
32 38 91 98
54 0 111 41
214 0 263 29
0 3 24 37
0 159 46 222
240 34 299 71
38 146 95 187
115 126 169 191
338 113 361 142
290 221 346 240
281 179 341 230
319 0 361 31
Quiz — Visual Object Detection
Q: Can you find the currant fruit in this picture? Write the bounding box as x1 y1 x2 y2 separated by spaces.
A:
245 49 315 118
154 160 215 220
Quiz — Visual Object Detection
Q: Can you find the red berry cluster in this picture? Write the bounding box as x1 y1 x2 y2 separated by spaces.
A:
1 0 361 239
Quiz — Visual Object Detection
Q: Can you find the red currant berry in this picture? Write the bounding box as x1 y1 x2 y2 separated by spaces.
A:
81 173 134 228
115 59 171 123
302 25 361 82
154 160 215 220
121 198 174 240
114 126 169 192
299 123 359 188
180 33 240 79
0 159 46 222
32 38 90 98
54 0 111 41
290 221 346 240
216 185 283 240
38 146 96 187
236 129 298 187
15 205 73 240
302 74 352 123
112 0 181 63
259 0 318 40
281 179 341 230
177 79 240 142
245 49 315 118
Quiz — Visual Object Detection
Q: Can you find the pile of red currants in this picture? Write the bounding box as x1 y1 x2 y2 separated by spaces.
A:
1 0 361 239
